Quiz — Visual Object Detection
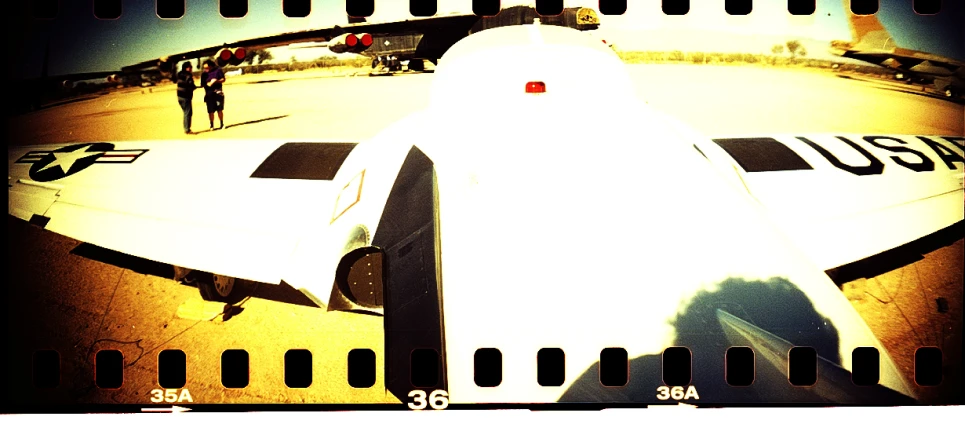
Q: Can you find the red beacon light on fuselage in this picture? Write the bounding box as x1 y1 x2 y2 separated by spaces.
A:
525 81 546 94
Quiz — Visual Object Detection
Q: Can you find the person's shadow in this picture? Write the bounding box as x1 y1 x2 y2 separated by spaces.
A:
187 115 288 134
557 277 918 406
223 115 288 129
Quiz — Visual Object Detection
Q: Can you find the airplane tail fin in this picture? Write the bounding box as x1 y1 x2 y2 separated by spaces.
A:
841 0 890 44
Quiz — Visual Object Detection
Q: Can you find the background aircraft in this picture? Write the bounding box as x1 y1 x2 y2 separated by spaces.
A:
123 5 600 77
11 5 600 115
829 0 965 98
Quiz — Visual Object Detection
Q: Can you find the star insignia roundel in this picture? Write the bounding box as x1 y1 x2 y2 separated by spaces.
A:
16 143 149 182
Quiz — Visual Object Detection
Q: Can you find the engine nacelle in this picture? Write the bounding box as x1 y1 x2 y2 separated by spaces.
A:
216 48 231 67
230 47 246 66
328 33 371 54
356 33 373 50
328 33 357 54
216 48 246 67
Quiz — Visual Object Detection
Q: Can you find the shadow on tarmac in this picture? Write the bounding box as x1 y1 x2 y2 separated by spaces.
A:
69 242 321 309
187 115 289 134
834 74 965 104
224 114 288 129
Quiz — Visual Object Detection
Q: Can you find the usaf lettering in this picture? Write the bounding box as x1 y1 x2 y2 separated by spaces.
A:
796 135 964 175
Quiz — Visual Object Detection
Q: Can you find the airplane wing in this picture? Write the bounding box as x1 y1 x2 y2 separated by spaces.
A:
120 14 483 73
690 133 964 272
8 139 361 285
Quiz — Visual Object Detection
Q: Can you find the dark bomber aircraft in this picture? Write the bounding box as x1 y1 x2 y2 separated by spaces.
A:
12 5 601 113
118 5 602 76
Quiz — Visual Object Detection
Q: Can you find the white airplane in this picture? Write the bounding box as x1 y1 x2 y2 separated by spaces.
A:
7 24 964 406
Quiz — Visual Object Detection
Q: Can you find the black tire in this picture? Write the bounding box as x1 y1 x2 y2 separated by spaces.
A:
197 273 249 303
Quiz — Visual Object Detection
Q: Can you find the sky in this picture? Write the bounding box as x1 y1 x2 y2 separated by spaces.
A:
8 0 964 79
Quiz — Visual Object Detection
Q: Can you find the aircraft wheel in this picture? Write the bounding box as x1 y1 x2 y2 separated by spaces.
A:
197 273 245 302
173 265 192 282
212 274 235 297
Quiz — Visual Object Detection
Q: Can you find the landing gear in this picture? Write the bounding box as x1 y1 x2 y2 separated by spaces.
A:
370 56 403 75
370 56 433 75
173 265 245 303
208 274 235 298
944 86 961 99
407 59 425 72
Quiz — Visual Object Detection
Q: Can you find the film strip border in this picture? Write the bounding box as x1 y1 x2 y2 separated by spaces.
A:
31 345 945 391
17 0 956 20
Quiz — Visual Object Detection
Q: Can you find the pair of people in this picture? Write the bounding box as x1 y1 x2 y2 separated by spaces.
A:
176 60 226 134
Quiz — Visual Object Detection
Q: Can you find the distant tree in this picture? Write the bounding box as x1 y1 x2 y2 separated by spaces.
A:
770 45 784 65
245 48 273 65
786 40 802 60
798 47 807 58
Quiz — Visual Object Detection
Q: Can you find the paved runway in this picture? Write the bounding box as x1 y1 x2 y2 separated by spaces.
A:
5 63 963 408
7 64 963 147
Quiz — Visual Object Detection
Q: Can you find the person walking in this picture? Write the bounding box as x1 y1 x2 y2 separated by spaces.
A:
200 59 226 130
176 62 197 134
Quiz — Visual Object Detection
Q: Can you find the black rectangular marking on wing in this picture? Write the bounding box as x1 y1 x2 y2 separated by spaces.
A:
712 138 814 172
250 142 358 180
29 214 50 228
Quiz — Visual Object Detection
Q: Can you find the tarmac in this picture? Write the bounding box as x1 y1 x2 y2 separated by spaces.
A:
4 63 963 407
